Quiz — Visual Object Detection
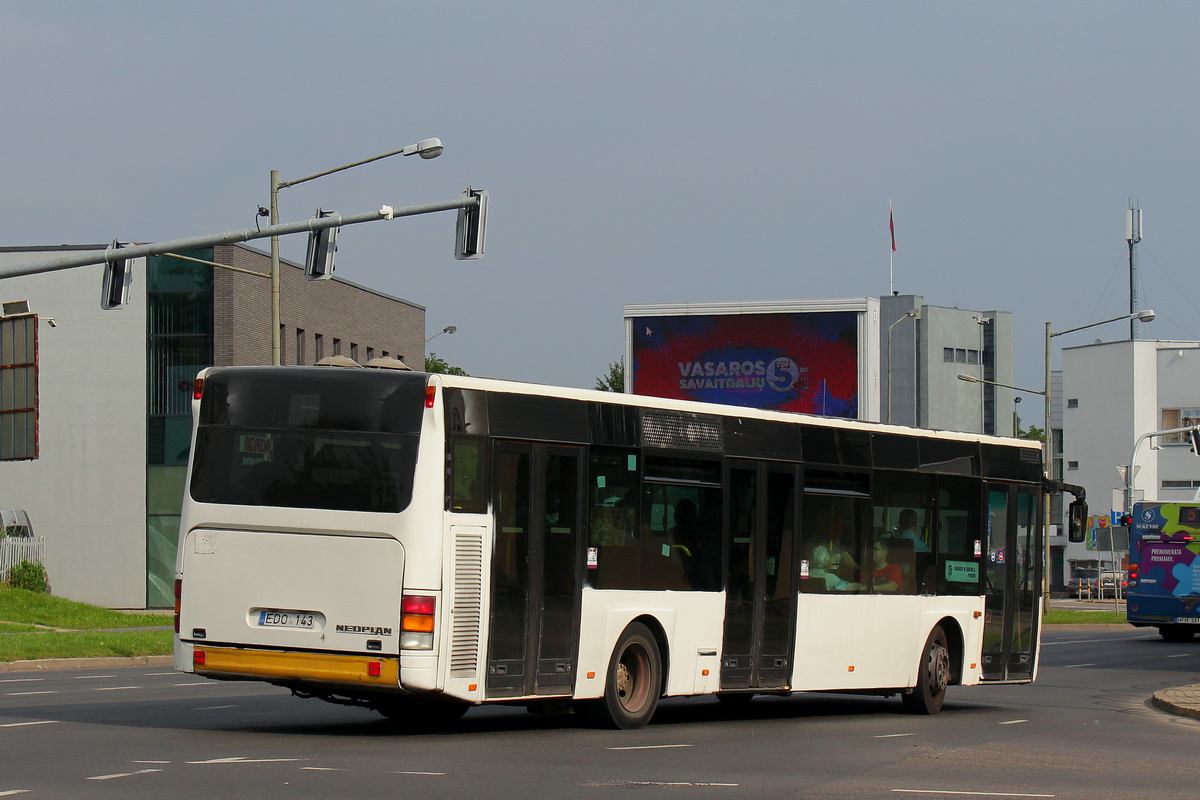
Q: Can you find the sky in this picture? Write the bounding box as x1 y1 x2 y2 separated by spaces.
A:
2 2 1198 416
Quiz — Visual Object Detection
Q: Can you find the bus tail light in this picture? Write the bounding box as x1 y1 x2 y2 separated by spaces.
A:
401 595 435 649
193 377 204 400
425 384 437 409
174 579 182 633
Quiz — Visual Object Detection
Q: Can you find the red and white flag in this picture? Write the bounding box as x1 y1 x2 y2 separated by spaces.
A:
889 202 896 252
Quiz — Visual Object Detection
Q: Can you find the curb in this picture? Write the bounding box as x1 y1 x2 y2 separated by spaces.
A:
1151 685 1200 721
0 655 173 673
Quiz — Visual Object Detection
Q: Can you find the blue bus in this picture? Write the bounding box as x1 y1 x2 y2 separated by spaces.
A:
1127 501 1200 642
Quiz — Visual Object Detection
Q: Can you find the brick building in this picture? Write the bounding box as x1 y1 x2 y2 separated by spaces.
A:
0 243 424 607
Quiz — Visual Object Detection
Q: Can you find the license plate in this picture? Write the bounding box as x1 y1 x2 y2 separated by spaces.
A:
258 610 316 629
1173 617 1200 624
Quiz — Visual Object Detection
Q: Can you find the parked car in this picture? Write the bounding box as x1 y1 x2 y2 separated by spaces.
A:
1068 569 1127 597
0 509 34 539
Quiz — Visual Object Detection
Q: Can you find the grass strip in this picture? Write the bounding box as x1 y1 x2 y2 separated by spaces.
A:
0 622 41 634
0 587 169 630
0 630 172 662
1043 609 1126 625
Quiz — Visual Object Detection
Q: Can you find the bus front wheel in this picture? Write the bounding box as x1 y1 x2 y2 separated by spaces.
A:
902 625 950 715
583 622 663 730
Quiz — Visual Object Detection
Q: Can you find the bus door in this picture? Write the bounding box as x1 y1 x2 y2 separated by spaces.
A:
981 484 1041 681
721 461 797 691
486 443 584 698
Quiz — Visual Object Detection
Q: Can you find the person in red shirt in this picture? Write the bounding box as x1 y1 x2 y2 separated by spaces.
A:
867 540 903 592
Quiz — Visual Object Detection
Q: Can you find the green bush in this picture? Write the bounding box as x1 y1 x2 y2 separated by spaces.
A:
6 560 49 593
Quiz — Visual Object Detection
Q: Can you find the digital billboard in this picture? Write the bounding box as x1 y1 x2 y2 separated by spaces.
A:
629 311 860 417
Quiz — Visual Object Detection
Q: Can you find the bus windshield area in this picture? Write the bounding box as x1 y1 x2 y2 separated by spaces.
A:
189 368 427 513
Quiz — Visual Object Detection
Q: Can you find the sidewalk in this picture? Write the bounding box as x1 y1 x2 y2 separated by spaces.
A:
0 654 172 672
1152 684 1200 720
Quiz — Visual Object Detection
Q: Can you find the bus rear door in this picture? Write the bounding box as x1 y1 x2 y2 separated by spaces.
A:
981 484 1041 681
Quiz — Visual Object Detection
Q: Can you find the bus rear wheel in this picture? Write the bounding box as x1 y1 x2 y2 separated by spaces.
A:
1159 625 1196 643
902 625 950 715
583 622 662 730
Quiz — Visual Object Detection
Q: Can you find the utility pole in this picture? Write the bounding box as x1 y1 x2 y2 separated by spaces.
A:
1127 200 1143 340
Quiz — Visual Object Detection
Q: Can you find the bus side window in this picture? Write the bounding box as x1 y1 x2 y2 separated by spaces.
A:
450 435 488 513
588 447 640 589
936 476 984 596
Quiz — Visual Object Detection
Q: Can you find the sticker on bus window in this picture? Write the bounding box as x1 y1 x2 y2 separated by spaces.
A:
627 455 637 471
239 434 273 466
945 560 979 583
596 476 606 489
662 544 671 557
587 547 598 569
974 539 982 557
800 559 810 578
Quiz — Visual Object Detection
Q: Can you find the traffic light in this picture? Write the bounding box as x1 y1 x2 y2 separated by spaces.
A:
455 186 488 260
304 209 339 280
101 240 131 309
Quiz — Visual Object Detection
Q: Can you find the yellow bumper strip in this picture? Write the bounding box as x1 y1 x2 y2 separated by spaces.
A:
196 647 399 686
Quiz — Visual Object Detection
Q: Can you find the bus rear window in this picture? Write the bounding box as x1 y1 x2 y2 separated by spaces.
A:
189 368 427 512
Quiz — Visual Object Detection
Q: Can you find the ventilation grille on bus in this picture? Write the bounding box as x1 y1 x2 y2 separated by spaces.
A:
449 528 484 677
641 409 723 452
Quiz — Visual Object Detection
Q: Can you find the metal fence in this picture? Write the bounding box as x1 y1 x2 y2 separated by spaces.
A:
1 536 45 578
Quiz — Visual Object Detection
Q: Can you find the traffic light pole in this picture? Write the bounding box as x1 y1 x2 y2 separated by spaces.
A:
0 195 480 281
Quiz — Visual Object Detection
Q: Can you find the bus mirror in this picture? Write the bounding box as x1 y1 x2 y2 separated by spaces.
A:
1068 500 1088 543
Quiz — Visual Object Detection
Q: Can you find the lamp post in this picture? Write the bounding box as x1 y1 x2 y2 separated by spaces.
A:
1041 308 1155 606
426 325 457 343
268 138 444 365
886 310 919 423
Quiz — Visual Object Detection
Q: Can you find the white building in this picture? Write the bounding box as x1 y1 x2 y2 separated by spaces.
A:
1059 338 1200 583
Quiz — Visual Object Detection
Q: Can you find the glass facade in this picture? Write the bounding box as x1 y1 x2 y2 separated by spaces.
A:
146 251 213 607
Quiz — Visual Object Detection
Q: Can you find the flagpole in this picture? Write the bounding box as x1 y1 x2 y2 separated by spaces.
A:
889 200 894 296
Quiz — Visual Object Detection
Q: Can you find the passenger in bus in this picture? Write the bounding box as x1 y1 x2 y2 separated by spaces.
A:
866 540 903 592
670 499 721 591
808 545 863 592
892 509 931 552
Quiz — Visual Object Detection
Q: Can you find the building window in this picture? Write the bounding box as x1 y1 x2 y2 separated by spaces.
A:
943 348 954 363
315 334 324 361
1162 479 1200 490
295 329 305 366
0 313 38 460
1066 399 1078 409
381 350 389 358
366 347 375 361
966 350 979 365
333 338 341 356
1067 461 1079 470
955 349 966 363
350 343 358 362
1161 408 1200 444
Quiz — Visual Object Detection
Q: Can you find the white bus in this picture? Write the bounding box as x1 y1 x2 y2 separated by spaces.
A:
174 365 1049 729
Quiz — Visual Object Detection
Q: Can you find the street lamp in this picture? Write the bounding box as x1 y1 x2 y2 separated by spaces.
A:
886 310 919 423
1041 308 1155 606
426 325 457 343
268 138 444 365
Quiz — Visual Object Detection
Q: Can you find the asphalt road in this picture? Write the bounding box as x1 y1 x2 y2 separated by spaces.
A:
1 627 1198 799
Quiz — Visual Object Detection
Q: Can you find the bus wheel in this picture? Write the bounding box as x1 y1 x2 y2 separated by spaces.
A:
376 697 469 730
586 622 662 729
902 625 950 715
1159 626 1196 643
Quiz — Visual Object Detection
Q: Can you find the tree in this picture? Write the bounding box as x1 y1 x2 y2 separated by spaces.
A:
1015 413 1045 442
594 359 625 392
424 352 468 376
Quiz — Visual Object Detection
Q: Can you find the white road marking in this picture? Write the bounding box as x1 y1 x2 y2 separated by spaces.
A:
145 672 177 676
1063 664 1095 668
583 781 737 787
5 691 56 697
196 705 237 710
86 769 162 781
302 767 340 771
0 679 42 684
0 790 31 796
93 686 140 691
131 761 171 764
891 790 1053 797
1041 636 1141 646
998 720 1028 725
606 744 694 750
186 757 299 764
1166 653 1192 658
0 720 57 728
394 771 446 775
72 675 117 680
173 683 213 687
875 733 917 738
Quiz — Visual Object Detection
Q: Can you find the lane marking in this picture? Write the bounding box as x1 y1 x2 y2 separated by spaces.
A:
891 791 1053 797
196 705 237 711
302 767 341 771
93 686 140 691
0 720 58 728
86 769 162 781
1167 654 1192 658
145 672 177 676
875 733 917 738
72 675 116 680
1063 664 1095 669
132 761 171 764
584 781 737 787
0 679 43 684
394 771 446 776
0 791 31 796
173 683 213 687
5 691 56 697
606 744 694 750
187 757 299 764
998 720 1028 725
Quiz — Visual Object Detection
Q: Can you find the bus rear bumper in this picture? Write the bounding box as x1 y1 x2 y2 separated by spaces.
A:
192 645 401 692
